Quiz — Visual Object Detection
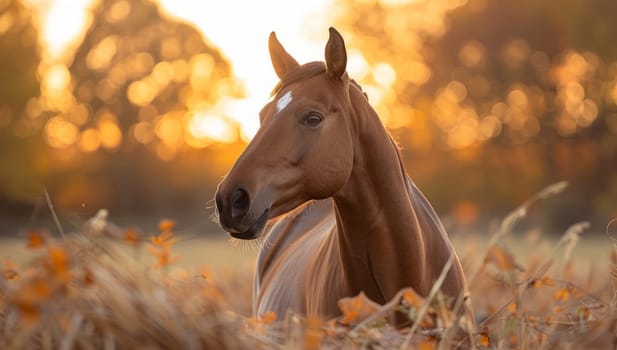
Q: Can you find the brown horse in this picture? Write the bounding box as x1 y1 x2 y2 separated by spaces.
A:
215 28 469 321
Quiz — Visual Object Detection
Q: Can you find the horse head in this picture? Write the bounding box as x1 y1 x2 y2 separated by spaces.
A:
215 28 358 239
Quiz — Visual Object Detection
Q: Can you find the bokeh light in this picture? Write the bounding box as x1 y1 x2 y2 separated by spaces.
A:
0 0 615 229
188 113 236 145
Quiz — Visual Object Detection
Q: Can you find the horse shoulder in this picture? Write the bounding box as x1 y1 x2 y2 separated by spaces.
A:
405 176 466 295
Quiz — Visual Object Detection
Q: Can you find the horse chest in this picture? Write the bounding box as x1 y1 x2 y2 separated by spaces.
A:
255 201 347 318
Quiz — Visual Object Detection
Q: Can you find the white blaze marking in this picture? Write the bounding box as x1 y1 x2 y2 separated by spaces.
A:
276 91 293 113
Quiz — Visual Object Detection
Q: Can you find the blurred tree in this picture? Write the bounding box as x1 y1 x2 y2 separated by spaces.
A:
0 0 245 228
336 0 617 146
45 0 245 214
0 0 44 209
0 0 40 117
68 0 242 155
335 0 617 230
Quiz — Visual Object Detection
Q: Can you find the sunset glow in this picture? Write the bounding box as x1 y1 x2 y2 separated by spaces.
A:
157 0 336 140
28 0 337 145
22 0 606 156
188 113 236 146
38 0 93 59
3 0 615 264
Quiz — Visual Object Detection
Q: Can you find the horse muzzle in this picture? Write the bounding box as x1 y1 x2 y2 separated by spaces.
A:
215 187 270 239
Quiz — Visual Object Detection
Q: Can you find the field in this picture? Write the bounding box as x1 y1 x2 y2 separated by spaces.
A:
1 203 616 349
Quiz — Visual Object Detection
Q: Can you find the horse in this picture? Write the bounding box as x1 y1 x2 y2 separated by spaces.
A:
215 28 470 323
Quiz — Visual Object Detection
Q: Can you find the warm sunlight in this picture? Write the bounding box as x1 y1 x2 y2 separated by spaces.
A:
28 0 93 59
3 4 617 345
187 113 236 146
157 0 334 141
28 0 335 144
22 0 611 157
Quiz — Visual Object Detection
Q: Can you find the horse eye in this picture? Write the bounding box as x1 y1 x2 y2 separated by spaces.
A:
302 113 323 128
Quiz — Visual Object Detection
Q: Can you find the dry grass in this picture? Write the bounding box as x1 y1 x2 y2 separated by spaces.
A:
1 187 616 349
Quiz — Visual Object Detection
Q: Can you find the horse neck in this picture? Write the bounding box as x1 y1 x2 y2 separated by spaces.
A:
331 90 430 304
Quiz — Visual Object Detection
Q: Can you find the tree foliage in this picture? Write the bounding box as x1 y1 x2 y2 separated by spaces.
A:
0 0 43 206
0 0 40 119
335 0 617 228
0 0 244 219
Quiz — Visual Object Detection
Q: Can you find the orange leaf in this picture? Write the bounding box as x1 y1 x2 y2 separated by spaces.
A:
14 279 50 305
159 219 176 232
418 338 436 350
419 314 436 328
31 279 52 299
150 230 175 247
147 245 178 269
338 292 379 325
402 288 424 308
18 303 40 325
26 231 45 249
507 302 517 315
47 246 71 283
122 228 141 245
553 288 570 302
478 333 490 347
535 276 554 288
484 245 515 271
260 311 277 324
12 278 53 325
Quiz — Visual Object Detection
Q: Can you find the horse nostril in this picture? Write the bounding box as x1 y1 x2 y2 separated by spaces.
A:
230 188 250 219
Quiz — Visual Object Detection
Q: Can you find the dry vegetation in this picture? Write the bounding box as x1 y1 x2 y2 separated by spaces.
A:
1 184 616 349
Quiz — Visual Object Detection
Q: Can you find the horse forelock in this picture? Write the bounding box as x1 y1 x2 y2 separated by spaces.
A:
270 61 368 101
271 61 326 96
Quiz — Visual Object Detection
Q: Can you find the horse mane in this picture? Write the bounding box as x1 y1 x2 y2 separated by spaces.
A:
271 61 368 101
271 61 326 96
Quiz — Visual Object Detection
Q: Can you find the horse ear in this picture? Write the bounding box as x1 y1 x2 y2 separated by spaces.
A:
325 27 347 80
269 32 300 80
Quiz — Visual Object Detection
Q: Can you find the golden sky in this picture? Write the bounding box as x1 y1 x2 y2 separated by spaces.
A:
26 0 336 142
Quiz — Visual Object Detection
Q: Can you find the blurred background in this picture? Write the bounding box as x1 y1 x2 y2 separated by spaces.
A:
1 0 616 238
